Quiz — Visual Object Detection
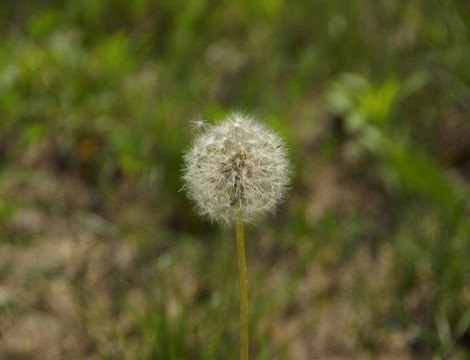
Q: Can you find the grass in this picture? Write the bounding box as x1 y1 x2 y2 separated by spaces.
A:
0 0 469 359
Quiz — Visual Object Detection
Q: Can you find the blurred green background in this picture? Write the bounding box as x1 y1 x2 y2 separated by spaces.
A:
0 1 469 359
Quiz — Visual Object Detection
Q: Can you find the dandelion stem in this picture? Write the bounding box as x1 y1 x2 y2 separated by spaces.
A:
235 208 249 360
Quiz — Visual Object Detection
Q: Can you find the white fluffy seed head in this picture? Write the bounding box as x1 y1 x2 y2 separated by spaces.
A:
183 112 290 225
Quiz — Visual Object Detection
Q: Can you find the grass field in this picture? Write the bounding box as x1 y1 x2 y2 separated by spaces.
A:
0 1 469 359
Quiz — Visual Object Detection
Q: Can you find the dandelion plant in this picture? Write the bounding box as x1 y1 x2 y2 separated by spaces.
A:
183 112 290 359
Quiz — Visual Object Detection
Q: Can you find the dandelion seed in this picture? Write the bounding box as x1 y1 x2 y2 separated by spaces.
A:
189 116 207 134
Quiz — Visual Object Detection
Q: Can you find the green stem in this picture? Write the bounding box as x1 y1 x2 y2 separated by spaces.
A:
235 208 249 360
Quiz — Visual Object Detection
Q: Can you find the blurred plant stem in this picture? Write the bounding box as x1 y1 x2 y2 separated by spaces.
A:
235 208 249 360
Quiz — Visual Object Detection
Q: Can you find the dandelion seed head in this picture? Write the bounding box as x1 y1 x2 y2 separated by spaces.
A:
183 112 290 224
